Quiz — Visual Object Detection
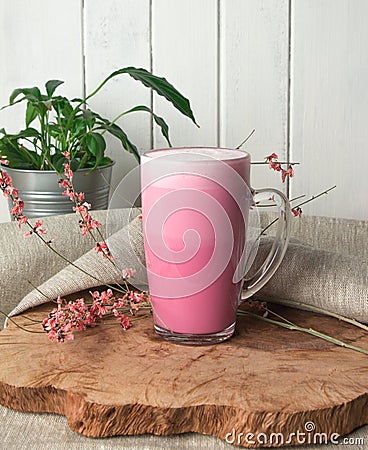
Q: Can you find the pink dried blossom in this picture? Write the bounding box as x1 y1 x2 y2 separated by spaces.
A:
74 201 101 236
2 184 18 199
89 300 109 318
94 242 112 259
59 179 69 188
63 163 73 180
42 287 148 342
58 164 103 241
100 289 114 304
16 215 27 227
79 215 101 235
23 220 47 237
82 201 91 211
62 186 75 202
122 268 136 279
281 166 294 183
118 314 132 331
265 154 296 182
291 207 302 217
265 153 282 172
0 168 50 238
10 199 24 215
266 152 278 161
34 220 47 234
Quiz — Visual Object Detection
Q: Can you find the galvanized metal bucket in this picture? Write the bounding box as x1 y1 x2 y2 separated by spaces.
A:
6 163 114 219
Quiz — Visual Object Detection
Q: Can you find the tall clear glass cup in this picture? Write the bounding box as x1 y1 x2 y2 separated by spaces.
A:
141 147 290 345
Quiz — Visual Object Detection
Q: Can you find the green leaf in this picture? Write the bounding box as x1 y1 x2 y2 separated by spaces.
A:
31 101 48 117
46 123 63 138
85 132 106 169
51 153 67 173
45 80 64 98
121 105 172 147
71 97 84 103
126 68 198 126
82 109 95 129
25 102 38 127
0 143 40 169
151 114 172 146
17 128 42 139
0 128 41 144
52 96 73 119
71 117 87 137
76 152 90 170
96 121 140 161
70 158 79 172
100 156 113 166
85 67 199 127
9 86 42 104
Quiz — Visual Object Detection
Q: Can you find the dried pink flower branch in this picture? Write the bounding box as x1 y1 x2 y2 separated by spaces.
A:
265 153 295 184
0 163 149 342
42 289 151 342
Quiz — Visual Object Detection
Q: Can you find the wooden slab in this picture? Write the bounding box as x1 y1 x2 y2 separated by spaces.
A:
0 296 367 448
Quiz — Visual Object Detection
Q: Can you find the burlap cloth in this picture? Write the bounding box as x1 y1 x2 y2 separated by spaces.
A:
0 209 367 449
5 210 368 325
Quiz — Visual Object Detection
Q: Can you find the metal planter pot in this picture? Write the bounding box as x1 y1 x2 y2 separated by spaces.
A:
6 163 114 219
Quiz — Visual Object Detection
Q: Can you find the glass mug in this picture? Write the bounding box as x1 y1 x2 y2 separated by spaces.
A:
141 147 290 345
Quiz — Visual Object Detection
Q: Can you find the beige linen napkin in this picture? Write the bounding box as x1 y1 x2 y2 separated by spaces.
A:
254 237 368 322
8 212 368 324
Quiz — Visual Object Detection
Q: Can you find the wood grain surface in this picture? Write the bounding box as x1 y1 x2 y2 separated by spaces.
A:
0 298 367 448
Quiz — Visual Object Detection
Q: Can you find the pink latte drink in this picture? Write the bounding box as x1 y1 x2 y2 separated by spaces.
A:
141 148 251 343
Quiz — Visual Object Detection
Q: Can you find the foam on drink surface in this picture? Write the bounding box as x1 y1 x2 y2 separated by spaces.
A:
143 147 249 161
141 148 250 190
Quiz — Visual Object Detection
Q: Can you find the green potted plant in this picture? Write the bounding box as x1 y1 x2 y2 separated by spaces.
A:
0 67 197 218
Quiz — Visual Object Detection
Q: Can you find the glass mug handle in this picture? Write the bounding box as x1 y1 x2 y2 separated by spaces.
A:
241 188 291 301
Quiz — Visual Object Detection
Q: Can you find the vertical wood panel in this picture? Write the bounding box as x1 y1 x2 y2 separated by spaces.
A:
220 0 289 192
0 0 83 222
291 0 368 220
152 0 218 148
84 0 151 201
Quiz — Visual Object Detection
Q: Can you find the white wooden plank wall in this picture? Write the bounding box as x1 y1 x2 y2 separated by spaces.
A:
152 0 218 148
84 0 151 207
0 0 367 222
0 0 84 222
290 0 368 220
220 0 289 193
